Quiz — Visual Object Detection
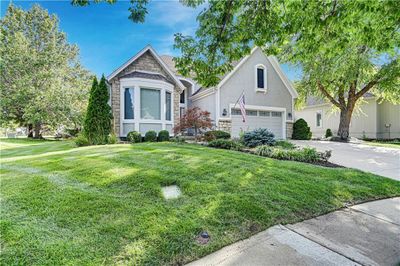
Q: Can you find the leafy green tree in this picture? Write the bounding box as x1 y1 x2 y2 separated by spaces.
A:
0 4 91 138
83 75 112 145
174 1 400 140
71 0 399 140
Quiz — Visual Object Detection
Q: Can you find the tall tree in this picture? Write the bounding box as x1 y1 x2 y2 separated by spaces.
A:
0 4 92 138
173 0 400 140
84 75 112 145
71 0 399 140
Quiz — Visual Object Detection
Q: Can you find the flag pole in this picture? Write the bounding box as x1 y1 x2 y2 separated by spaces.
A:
233 89 245 109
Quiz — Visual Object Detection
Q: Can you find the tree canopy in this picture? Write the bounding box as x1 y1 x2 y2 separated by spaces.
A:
0 4 92 137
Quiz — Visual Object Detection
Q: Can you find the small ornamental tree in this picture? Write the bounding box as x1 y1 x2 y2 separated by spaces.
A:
84 75 112 144
292 119 312 140
173 107 212 138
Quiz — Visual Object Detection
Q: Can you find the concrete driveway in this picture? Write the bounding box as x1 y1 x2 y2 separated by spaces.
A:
292 140 400 181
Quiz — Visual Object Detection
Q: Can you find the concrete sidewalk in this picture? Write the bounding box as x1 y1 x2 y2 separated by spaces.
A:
187 197 400 266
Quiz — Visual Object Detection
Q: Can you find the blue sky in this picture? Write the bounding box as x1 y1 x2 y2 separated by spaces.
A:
0 0 301 81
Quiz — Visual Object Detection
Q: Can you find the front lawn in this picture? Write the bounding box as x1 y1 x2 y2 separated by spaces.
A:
364 139 400 149
1 139 399 265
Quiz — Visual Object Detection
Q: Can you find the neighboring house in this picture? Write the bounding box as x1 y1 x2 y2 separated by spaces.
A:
296 95 400 139
107 45 298 139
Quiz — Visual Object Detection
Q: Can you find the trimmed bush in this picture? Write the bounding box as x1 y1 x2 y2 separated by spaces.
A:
255 145 322 163
74 133 90 147
84 76 113 145
144 130 157 142
274 140 296 150
158 130 170 142
292 119 312 140
325 128 333 138
243 128 275 148
171 136 186 144
127 131 142 143
204 130 231 141
208 139 243 151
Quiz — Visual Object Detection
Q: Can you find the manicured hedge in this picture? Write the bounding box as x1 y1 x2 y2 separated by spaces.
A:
208 139 243 151
292 119 312 140
158 130 170 142
144 130 157 142
204 130 231 141
127 131 142 143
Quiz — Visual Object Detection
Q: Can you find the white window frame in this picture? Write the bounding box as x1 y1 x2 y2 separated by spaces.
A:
316 111 322 128
119 78 174 137
255 64 267 93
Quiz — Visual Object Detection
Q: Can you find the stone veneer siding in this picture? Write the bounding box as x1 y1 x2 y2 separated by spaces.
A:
286 121 293 139
218 119 232 133
109 51 181 136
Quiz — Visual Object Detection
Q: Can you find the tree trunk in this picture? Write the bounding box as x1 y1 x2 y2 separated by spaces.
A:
337 108 353 140
27 124 33 138
33 123 42 139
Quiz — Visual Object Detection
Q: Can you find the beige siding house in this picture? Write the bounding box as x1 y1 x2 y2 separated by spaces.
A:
107 45 298 139
296 96 400 139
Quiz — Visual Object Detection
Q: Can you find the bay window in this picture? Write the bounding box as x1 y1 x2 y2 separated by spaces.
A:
166 91 172 121
124 88 134 119
141 88 161 120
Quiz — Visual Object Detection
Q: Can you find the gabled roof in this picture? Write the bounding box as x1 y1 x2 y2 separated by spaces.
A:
119 71 174 84
216 47 298 98
107 45 185 90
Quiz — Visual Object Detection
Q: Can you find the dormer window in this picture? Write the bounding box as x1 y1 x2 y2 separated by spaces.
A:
255 64 267 92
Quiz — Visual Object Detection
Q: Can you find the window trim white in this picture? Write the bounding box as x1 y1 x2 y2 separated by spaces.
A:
255 64 267 93
119 78 174 137
316 110 323 128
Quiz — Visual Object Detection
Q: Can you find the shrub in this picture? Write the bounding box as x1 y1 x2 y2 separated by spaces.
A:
255 145 322 163
243 128 275 147
325 128 333 138
74 133 90 147
108 133 118 144
127 131 142 143
84 76 113 145
208 139 243 151
204 130 231 141
173 107 212 138
144 130 157 142
171 136 186 144
158 130 170 142
292 119 312 140
274 140 296 149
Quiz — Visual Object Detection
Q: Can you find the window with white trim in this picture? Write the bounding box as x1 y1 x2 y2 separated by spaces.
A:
124 88 134 119
316 112 322 127
255 64 266 91
141 88 161 120
271 112 282 117
246 110 258 116
231 109 242 115
166 91 172 121
259 111 270 117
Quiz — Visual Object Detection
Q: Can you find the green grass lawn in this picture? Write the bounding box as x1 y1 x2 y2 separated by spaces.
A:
1 139 399 265
364 140 400 149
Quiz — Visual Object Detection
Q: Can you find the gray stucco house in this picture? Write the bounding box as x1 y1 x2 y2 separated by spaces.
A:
107 45 298 139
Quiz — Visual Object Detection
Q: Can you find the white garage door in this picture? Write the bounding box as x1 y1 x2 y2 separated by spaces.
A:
231 109 284 139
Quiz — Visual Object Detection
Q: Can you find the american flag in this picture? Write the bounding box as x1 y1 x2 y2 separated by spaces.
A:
238 93 246 122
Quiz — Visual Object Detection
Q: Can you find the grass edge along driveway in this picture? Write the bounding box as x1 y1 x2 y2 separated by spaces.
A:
1 139 400 265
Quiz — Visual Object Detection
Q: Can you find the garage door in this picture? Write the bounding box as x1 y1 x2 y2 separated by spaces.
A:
231 109 284 139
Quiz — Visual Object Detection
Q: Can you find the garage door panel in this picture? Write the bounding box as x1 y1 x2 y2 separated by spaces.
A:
231 112 283 139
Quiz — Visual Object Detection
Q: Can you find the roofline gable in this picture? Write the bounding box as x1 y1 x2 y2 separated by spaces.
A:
107 45 185 90
216 46 298 98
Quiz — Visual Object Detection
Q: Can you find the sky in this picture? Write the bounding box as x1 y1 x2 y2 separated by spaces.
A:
0 0 301 81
